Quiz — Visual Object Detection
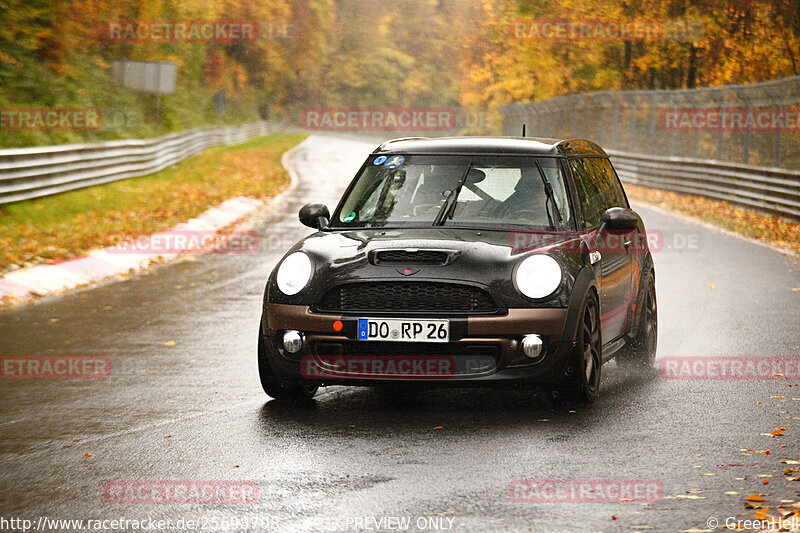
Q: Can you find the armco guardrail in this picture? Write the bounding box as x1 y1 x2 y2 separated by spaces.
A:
608 150 800 221
0 121 277 205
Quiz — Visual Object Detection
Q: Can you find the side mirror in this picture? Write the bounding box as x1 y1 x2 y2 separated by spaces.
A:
601 207 639 231
299 202 330 229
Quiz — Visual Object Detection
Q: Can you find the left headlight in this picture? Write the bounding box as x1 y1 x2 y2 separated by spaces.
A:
514 255 562 299
276 252 313 295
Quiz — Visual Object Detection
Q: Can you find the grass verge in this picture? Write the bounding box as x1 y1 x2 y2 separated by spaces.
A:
625 184 800 256
0 133 307 273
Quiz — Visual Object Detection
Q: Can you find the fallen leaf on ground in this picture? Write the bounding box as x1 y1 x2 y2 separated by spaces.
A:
743 449 771 455
84 452 92 457
164 340 175 346
746 494 766 502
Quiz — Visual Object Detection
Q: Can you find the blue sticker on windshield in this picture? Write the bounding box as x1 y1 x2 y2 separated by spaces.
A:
373 155 387 165
383 155 405 169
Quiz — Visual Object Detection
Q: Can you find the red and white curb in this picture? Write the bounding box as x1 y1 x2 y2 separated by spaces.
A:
0 196 264 305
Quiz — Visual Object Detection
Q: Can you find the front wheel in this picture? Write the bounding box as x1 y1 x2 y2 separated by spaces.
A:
258 329 318 401
617 273 657 372
557 292 602 404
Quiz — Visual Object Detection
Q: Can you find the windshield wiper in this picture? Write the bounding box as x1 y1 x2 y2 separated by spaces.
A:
535 160 562 229
433 163 472 226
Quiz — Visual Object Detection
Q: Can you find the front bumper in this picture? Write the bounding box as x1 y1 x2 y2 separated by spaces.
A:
261 304 575 386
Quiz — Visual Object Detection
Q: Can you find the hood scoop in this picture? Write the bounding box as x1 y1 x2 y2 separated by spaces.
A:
370 249 459 266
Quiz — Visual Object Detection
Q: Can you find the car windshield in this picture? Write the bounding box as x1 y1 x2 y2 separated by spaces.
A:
332 154 573 229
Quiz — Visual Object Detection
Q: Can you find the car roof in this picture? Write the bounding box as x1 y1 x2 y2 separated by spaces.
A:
374 136 608 157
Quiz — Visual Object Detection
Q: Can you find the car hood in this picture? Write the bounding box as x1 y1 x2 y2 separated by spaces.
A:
268 227 585 308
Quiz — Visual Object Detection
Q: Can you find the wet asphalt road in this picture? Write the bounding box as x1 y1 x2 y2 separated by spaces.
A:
1 135 799 533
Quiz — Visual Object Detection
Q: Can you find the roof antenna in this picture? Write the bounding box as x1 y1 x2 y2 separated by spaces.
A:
521 124 526 137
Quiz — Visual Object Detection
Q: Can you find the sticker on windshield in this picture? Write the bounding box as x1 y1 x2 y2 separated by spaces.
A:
342 211 357 223
373 155 387 165
383 155 405 169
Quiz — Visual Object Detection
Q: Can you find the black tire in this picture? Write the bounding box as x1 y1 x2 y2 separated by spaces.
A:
557 291 602 404
617 273 657 372
258 329 318 400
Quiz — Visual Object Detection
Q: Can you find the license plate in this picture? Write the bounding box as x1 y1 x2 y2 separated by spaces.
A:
357 319 449 342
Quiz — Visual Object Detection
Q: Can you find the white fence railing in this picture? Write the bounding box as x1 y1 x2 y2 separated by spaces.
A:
0 121 277 204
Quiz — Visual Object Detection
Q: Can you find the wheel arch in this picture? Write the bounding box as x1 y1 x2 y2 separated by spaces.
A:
559 266 599 344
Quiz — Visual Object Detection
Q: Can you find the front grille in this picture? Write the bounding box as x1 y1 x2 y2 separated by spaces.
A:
374 250 448 265
316 282 498 314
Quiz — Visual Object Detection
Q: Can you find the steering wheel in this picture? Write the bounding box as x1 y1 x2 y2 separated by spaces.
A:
505 209 545 222
413 203 442 216
479 200 508 218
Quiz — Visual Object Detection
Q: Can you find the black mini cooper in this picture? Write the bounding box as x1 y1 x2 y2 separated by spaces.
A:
259 137 657 403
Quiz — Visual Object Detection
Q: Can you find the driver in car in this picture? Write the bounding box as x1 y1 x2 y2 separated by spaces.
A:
496 167 545 220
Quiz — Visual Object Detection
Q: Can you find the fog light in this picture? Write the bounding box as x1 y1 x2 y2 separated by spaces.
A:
282 330 303 353
521 334 543 359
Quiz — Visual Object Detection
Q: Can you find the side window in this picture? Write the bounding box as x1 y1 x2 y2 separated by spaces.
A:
569 158 604 228
591 158 628 209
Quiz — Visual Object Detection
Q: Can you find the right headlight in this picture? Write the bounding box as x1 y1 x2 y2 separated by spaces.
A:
514 255 562 299
276 252 313 295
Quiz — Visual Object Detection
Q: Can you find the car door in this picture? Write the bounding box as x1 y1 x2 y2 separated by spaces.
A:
569 157 634 343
